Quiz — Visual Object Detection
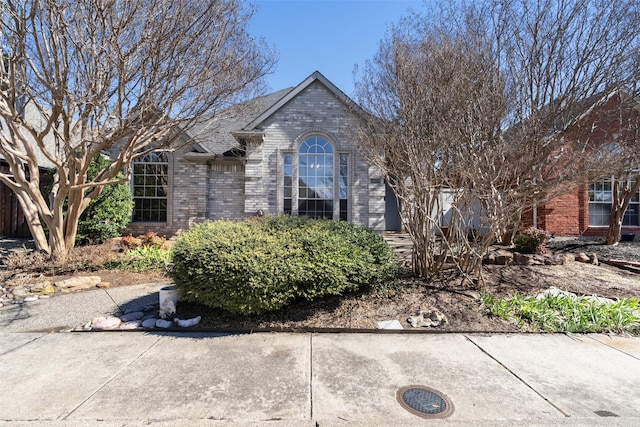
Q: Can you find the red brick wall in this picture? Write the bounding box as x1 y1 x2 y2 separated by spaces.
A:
532 186 640 237
535 191 584 235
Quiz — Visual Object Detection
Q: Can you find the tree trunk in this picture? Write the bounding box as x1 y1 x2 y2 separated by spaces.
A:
605 211 623 245
605 177 640 245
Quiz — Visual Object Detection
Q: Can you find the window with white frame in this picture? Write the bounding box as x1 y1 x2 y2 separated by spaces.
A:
132 152 168 222
588 178 640 226
282 136 348 220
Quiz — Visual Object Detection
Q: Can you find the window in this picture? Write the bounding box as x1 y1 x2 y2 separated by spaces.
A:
298 137 334 219
588 178 639 226
282 135 348 221
132 152 168 222
283 153 293 214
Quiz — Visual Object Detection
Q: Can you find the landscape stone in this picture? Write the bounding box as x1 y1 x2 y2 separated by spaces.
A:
545 253 574 265
155 319 173 328
91 316 121 330
96 282 111 288
141 318 158 328
11 286 31 297
482 253 496 264
407 309 448 327
495 254 513 265
120 320 142 330
120 311 144 322
23 296 39 302
54 276 101 289
29 281 53 294
514 253 534 265
575 252 590 263
589 253 599 265
175 316 202 327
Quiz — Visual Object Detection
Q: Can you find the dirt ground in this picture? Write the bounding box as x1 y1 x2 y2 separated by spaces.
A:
1 237 639 332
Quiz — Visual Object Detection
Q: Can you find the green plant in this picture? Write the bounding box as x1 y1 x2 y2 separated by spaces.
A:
514 227 550 254
482 291 640 333
109 246 172 272
76 155 134 244
170 215 398 315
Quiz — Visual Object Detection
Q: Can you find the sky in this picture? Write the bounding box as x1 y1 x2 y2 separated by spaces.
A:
249 0 424 97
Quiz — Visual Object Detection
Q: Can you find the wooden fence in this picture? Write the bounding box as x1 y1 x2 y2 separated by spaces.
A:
0 163 32 238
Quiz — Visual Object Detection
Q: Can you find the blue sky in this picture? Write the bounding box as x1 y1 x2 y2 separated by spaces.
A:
249 0 423 97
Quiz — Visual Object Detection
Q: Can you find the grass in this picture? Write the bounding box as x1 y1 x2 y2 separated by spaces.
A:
482 291 640 334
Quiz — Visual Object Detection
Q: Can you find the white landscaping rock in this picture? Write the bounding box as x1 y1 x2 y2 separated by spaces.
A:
120 321 142 330
141 318 158 328
91 316 122 330
175 316 201 328
407 309 448 327
155 319 173 328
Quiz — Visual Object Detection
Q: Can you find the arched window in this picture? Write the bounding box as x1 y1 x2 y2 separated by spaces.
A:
298 137 334 219
132 152 168 222
283 135 348 221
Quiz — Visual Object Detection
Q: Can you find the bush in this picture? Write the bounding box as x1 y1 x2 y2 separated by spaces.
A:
170 215 398 315
76 155 134 244
514 227 550 254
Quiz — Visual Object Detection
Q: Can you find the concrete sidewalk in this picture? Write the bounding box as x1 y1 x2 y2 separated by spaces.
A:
1 286 640 425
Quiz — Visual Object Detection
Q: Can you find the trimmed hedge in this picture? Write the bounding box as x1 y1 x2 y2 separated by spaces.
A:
170 215 398 314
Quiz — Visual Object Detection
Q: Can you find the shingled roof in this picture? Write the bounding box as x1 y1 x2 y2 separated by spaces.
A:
188 87 293 155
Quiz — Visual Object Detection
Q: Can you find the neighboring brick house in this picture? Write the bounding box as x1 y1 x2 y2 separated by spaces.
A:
125 71 389 237
522 89 640 237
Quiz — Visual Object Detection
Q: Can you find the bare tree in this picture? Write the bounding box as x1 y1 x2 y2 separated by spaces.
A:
0 0 276 260
354 0 639 278
595 86 640 245
484 0 640 243
354 17 505 279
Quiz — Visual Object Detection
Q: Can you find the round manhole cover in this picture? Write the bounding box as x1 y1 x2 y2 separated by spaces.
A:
396 385 454 419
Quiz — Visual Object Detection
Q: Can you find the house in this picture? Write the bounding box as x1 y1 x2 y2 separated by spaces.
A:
522 89 640 238
124 71 393 237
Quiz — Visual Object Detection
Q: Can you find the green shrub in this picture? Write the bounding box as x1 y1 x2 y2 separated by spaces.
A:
76 155 134 244
514 227 550 254
170 216 398 315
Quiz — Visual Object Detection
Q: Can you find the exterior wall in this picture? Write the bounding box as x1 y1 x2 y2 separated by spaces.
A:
525 186 640 237
535 191 585 236
207 161 245 220
125 149 208 237
246 80 385 232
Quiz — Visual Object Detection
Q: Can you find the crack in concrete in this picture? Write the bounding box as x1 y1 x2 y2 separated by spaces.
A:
463 334 570 418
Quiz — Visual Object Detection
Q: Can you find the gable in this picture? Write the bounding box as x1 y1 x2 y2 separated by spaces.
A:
242 71 361 132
